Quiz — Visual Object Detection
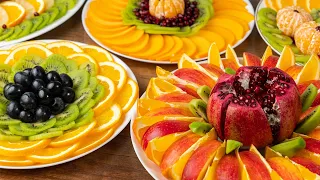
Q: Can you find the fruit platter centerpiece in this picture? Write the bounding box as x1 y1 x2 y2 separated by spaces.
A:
131 43 320 179
256 0 320 63
82 0 255 63
0 40 138 168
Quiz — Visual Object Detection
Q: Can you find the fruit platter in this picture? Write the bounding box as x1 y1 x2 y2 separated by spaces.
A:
256 0 320 63
0 40 138 169
82 0 255 64
131 43 320 179
0 0 86 47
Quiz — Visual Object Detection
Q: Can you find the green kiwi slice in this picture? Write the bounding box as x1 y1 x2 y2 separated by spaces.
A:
37 13 50 30
226 140 243 154
88 77 98 91
16 20 33 39
12 55 44 73
74 109 94 128
8 124 38 136
54 104 79 127
290 44 303 55
258 8 277 25
0 128 24 141
296 55 311 64
48 121 75 132
79 62 97 76
30 16 44 33
311 8 320 21
55 3 68 20
188 99 208 121
68 70 90 92
257 20 282 34
28 131 63 141
47 7 60 24
63 59 78 72
271 137 306 157
92 84 105 103
5 26 22 41
0 28 14 41
296 106 320 134
263 31 293 46
20 118 56 133
74 88 94 109
189 122 212 136
301 84 318 112
0 114 21 125
0 64 11 74
197 86 211 103
41 54 68 73
79 99 95 116
55 0 76 10
0 88 9 108
0 72 9 89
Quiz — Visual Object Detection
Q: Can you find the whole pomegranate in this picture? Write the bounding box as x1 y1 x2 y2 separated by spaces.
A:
207 66 301 148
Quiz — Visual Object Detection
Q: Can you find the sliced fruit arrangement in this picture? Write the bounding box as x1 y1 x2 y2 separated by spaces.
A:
84 0 254 62
0 40 138 167
0 0 78 42
132 43 320 179
257 0 320 58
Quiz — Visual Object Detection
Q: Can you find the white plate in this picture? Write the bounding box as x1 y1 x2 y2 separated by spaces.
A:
0 0 86 48
0 39 138 169
81 0 255 64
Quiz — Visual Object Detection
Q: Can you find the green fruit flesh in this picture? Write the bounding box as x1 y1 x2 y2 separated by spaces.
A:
188 99 208 121
55 3 68 19
295 55 311 64
47 7 60 24
20 118 56 133
12 55 44 73
68 70 90 92
311 8 320 21
189 121 212 136
54 104 79 127
92 84 105 103
0 114 21 125
271 137 306 157
197 85 211 103
63 59 78 72
226 140 243 154
30 16 44 33
0 72 9 89
225 68 236 75
74 109 94 128
301 84 318 112
5 26 22 41
74 88 94 109
48 121 75 132
41 54 68 73
55 0 76 10
9 124 38 136
28 131 63 141
0 129 24 141
0 28 14 41
37 13 51 30
263 31 293 46
257 20 282 34
79 99 96 116
0 64 11 73
88 77 98 91
79 62 97 76
258 8 277 25
17 20 33 39
296 106 320 134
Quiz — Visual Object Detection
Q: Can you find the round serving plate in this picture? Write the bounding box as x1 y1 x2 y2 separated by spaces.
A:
82 0 255 64
0 0 86 48
0 39 138 169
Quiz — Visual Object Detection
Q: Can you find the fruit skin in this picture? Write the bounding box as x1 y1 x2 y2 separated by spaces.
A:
47 81 62 96
243 52 261 66
61 87 75 103
173 68 216 88
20 92 37 110
19 110 35 123
290 157 320 175
31 79 46 92
294 21 320 55
37 88 53 106
51 97 65 115
155 92 195 103
60 73 73 88
297 80 320 107
31 66 46 80
46 71 62 83
14 72 33 87
215 154 240 180
267 157 304 180
4 83 24 101
263 55 279 68
35 106 51 122
6 101 22 119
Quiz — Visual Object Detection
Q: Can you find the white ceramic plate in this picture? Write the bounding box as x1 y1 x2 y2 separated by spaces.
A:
0 0 86 48
81 0 255 64
0 40 138 169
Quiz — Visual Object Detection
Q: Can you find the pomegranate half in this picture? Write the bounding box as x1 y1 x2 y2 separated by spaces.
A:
207 66 301 148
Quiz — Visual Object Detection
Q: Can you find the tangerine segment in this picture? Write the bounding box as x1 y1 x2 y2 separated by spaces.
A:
131 34 164 58
208 43 224 70
0 156 34 166
0 1 26 27
207 18 244 40
27 143 79 164
0 50 10 64
82 45 114 63
67 53 100 74
73 128 114 156
206 26 236 46
114 79 139 112
93 75 116 116
5 44 53 65
46 41 83 56
188 36 212 59
98 61 127 91
91 104 122 135
146 78 185 99
0 139 50 157
109 34 150 54
197 30 226 51
276 46 295 71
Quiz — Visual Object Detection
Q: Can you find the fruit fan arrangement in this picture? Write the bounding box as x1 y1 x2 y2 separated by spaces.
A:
85 0 254 62
258 0 320 62
0 41 138 166
0 0 78 42
133 43 320 179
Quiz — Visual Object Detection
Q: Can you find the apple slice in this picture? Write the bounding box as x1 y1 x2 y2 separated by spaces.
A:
291 157 320 175
267 157 304 179
215 154 240 180
262 55 279 68
243 52 262 66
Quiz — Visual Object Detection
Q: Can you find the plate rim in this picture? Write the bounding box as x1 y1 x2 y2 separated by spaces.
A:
0 0 86 48
0 39 138 170
81 0 256 64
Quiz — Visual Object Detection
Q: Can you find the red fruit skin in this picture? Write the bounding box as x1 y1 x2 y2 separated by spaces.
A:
305 138 320 154
141 120 191 150
182 140 222 180
215 155 240 180
291 157 320 175
297 80 320 107
175 84 200 98
160 134 201 172
144 107 193 117
174 68 216 88
200 64 224 77
263 55 279 68
222 59 239 70
240 151 272 180
243 52 262 66
155 92 196 103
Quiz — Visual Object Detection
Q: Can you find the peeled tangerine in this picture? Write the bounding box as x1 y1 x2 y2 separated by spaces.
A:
207 66 301 148
294 21 320 55
149 0 185 18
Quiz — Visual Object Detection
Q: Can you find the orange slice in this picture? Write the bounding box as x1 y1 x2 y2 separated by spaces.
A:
67 53 100 74
27 143 79 164
296 55 320 84
131 34 164 58
100 29 145 46
276 46 295 71
158 36 183 61
208 43 224 70
0 50 10 64
208 26 236 46
153 35 175 58
0 1 26 27
49 121 96 147
5 44 52 65
114 78 138 112
82 45 114 63
207 18 244 40
98 61 127 91
215 10 254 23
0 156 34 166
179 38 197 58
93 75 116 116
225 44 242 69
91 104 122 134
46 41 83 56
0 139 50 156
25 0 45 14
146 78 185 99
197 30 226 51
10 41 47 50
262 46 273 65
0 6 8 26
188 36 211 59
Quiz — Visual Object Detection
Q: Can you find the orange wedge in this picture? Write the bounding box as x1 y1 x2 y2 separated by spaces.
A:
225 45 242 69
67 53 100 75
208 43 224 70
98 61 127 91
14 0 37 19
276 46 295 71
114 78 138 112
91 104 122 134
5 44 52 65
262 46 273 65
10 41 47 50
0 50 10 64
26 0 45 14
296 55 320 84
82 45 114 63
0 139 50 156
0 156 34 166
93 75 116 116
146 78 185 99
0 1 26 27
27 143 79 164
188 36 211 59
0 6 8 26
46 41 83 56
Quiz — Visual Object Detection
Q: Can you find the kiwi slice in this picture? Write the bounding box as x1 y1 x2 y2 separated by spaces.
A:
0 88 9 108
189 99 208 121
0 72 9 89
63 59 78 72
54 104 79 127
28 131 63 141
88 77 98 91
41 54 68 73
68 70 90 92
263 31 293 46
5 26 22 41
37 13 51 30
226 140 243 154
92 84 105 103
257 20 282 34
74 88 94 109
20 118 56 133
296 55 311 64
30 16 44 33
48 121 75 132
0 128 24 141
47 7 60 24
74 109 94 128
55 3 68 20
290 44 303 55
301 84 318 112
197 86 211 103
0 114 21 126
0 28 14 41
189 122 212 136
258 8 277 25
9 124 38 136
16 20 33 39
0 28 3 35
55 0 76 10
79 62 97 76
79 99 95 116
311 8 320 21
296 106 320 134
12 55 44 73
0 64 11 73
271 137 306 157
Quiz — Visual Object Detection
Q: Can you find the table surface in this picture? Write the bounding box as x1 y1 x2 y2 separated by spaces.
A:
0 0 267 179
